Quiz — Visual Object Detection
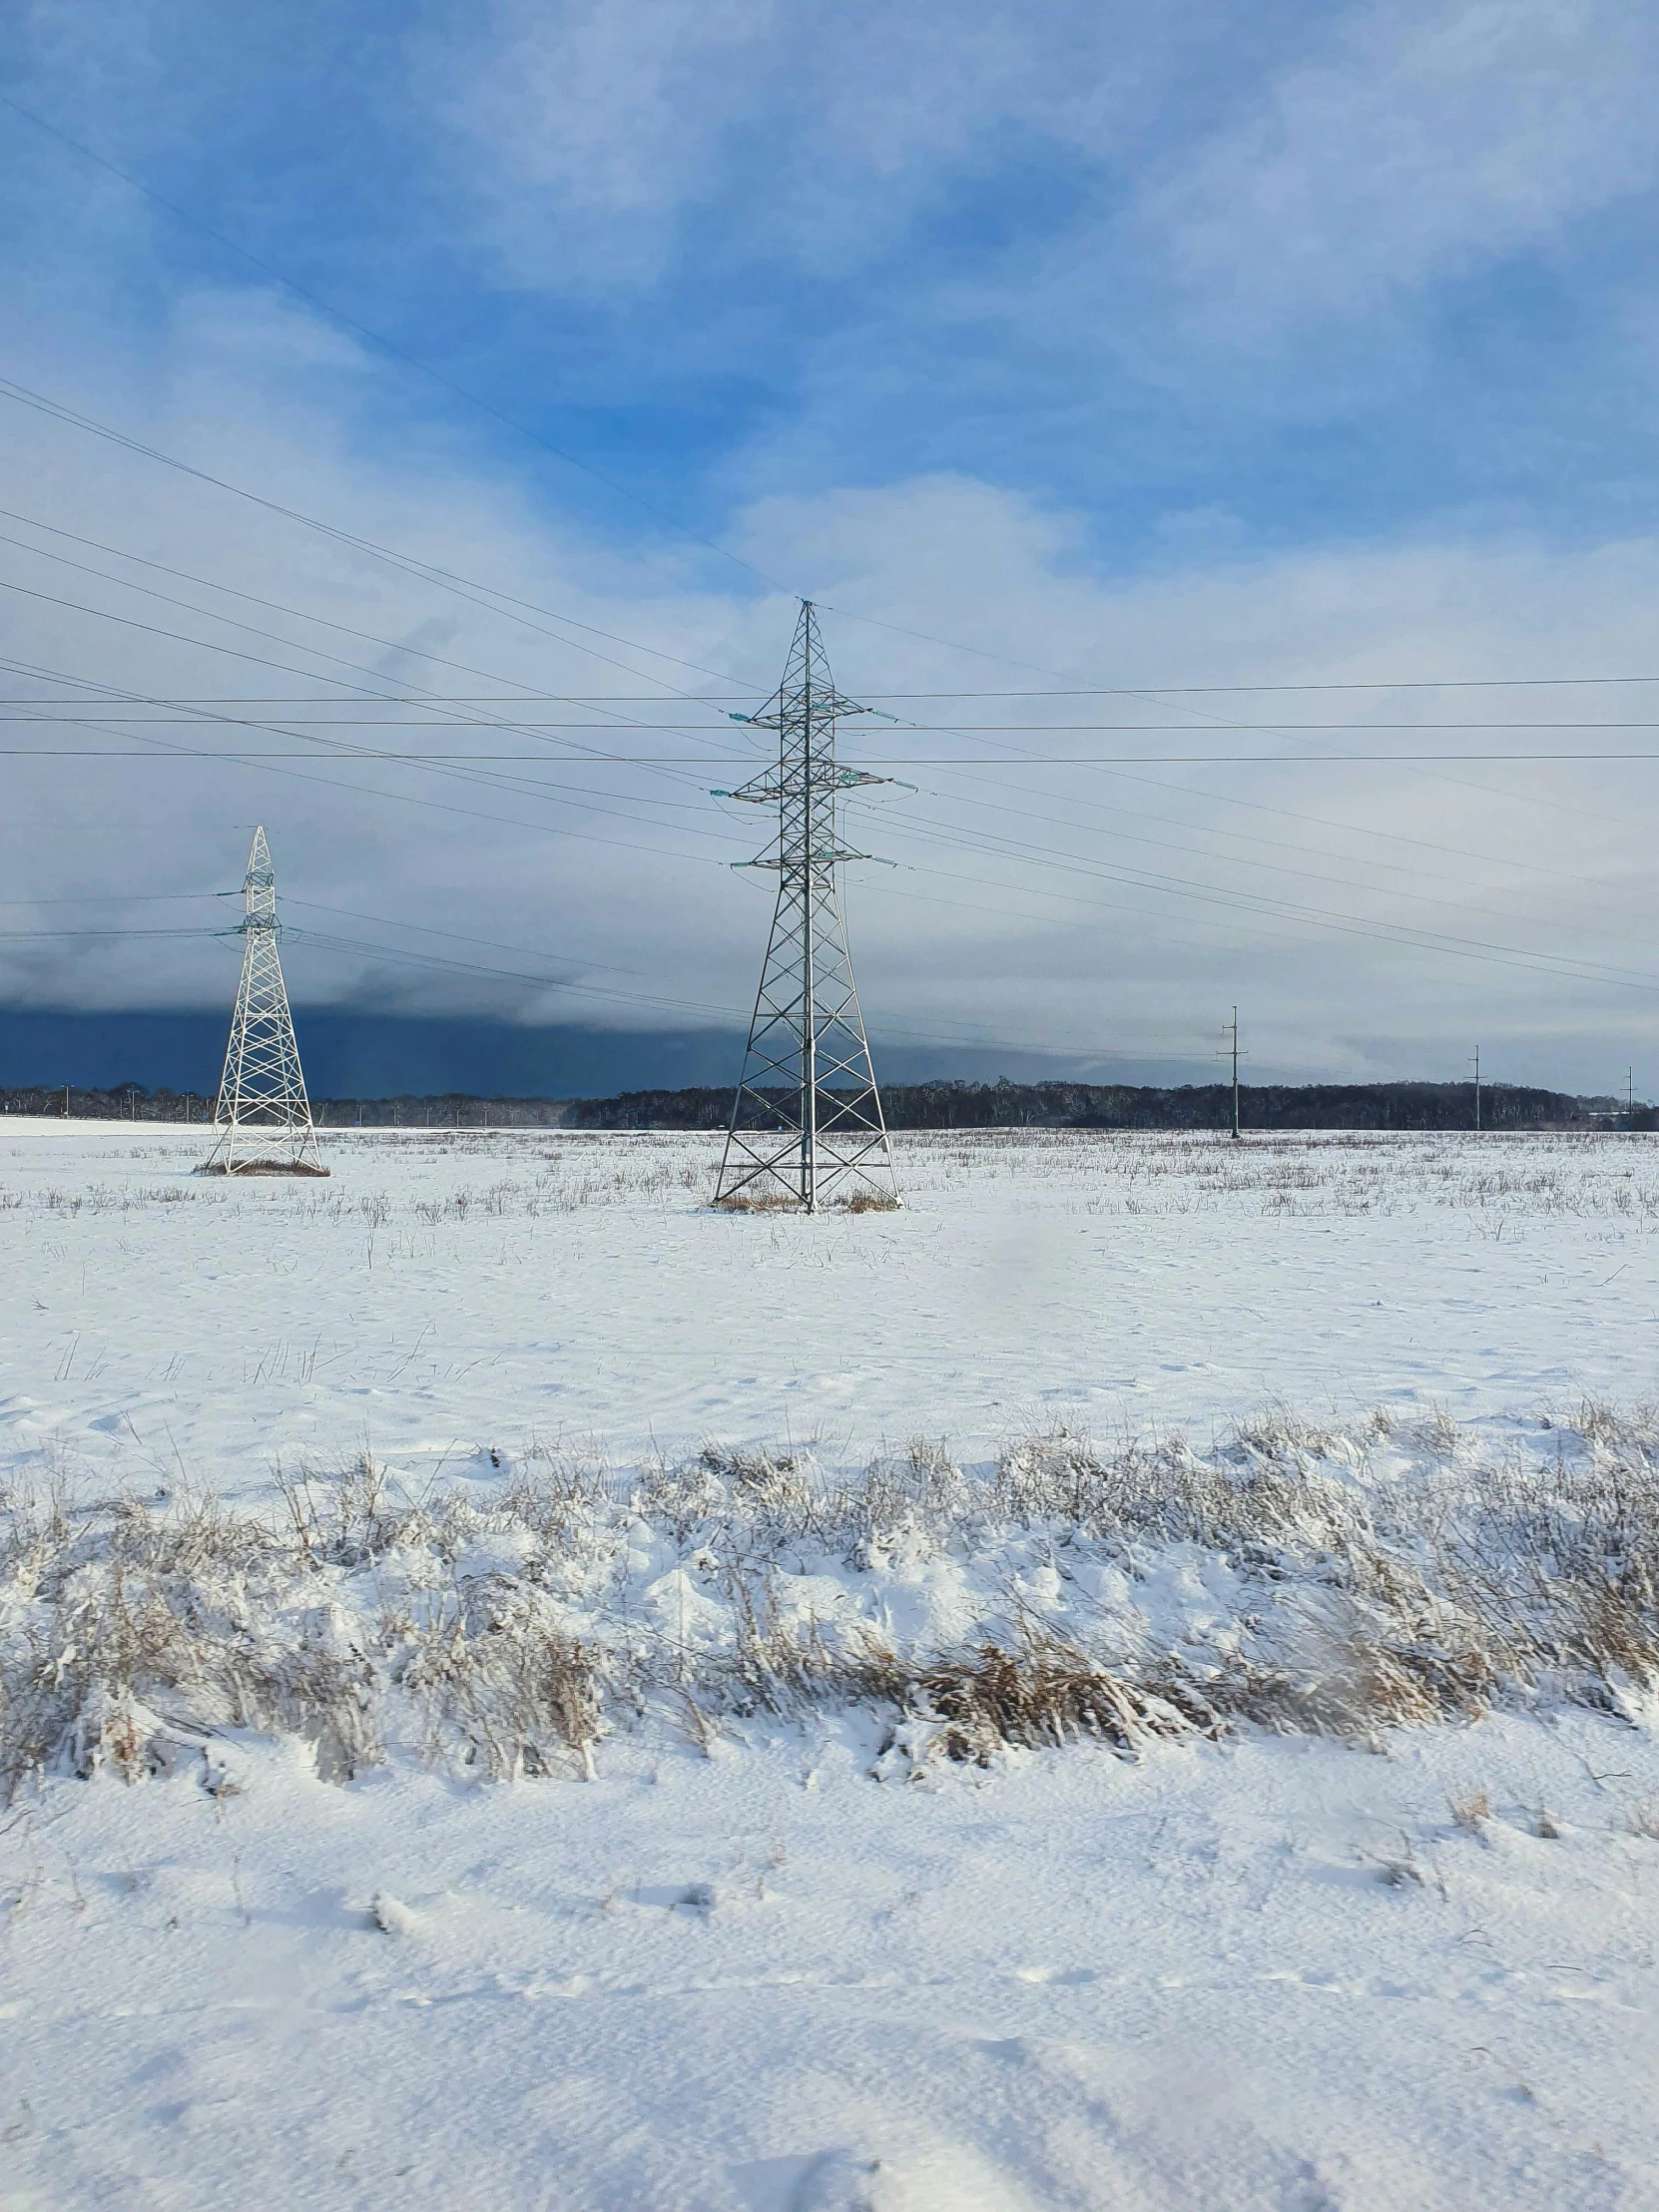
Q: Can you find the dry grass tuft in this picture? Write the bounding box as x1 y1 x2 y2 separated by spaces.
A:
195 1159 330 1178
903 1637 1214 1765
712 1189 898 1215
5 1394 1659 1796
400 1589 606 1781
1449 1785 1492 1834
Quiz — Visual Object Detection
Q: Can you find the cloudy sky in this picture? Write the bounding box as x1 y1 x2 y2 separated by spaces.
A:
4 0 1659 1092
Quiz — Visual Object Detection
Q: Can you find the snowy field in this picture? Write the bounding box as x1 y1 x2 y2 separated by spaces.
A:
4 1121 1659 2209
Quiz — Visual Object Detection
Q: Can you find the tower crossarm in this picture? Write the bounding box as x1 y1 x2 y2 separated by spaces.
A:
714 764 887 804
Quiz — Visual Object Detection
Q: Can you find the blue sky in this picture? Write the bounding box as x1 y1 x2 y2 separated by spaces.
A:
16 0 1659 560
4 1 1659 1091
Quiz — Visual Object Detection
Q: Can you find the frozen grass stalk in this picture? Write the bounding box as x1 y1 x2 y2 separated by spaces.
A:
3 1398 1659 1798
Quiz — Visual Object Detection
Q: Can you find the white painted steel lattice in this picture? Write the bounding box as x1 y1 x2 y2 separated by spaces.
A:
201 828 327 1176
714 603 897 1211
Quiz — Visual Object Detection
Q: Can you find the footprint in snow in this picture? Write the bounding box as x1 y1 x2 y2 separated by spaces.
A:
729 2147 880 2212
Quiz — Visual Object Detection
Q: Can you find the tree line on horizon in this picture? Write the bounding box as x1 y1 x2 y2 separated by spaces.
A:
0 1076 1642 1131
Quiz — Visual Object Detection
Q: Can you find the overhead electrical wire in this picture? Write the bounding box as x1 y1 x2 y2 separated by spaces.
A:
0 650 737 837
16 747 1659 764
0 903 1180 1065
0 91 795 600
885 804 1659 990
0 498 1475 962
3 365 1646 846
892 743 1646 946
807 601 1659 710
8 501 1653 998
885 845 1659 995
38 669 1627 979
0 532 788 827
4 379 1657 1011
0 654 742 865
0 362 1649 864
16 85 1659 742
11 638 1655 1000
7 480 1550 961
20 677 1659 701
895 773 1631 946
0 535 758 770
0 506 752 725
0 375 771 695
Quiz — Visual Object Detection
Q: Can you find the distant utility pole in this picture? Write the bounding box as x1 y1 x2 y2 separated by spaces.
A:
1628 1067 1635 1127
202 827 327 1176
1470 1046 1481 1132
1216 1009 1246 1138
714 601 898 1211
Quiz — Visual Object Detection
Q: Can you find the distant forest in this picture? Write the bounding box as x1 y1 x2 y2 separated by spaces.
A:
2 1077 1646 1131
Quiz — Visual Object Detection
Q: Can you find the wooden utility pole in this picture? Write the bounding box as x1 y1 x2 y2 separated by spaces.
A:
1471 1047 1481 1131
1230 1007 1242 1140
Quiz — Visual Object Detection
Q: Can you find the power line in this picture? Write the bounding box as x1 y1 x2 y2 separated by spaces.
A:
0 92 794 599
0 524 755 756
17 714 1643 986
899 770 1636 946
886 848 1659 997
888 809 1659 992
18 517 1628 961
0 375 771 696
23 712 1659 733
0 509 800 871
16 579 1659 1004
810 600 1659 704
0 926 209 938
9 80 1659 743
811 599 1653 840
12 648 1654 997
20 677 1659 700
0 509 753 725
6 364 1655 888
780 678 1659 698
7 505 1656 1002
0 550 782 821
0 653 745 865
16 748 1659 764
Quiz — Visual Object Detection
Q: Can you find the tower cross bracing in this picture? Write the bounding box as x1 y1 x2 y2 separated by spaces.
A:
714 602 897 1211
201 827 327 1176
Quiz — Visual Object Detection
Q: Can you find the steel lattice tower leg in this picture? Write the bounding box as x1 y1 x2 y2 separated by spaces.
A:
200 827 328 1176
714 603 897 1212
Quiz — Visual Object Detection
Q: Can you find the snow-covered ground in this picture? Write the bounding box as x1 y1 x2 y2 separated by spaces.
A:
3 1118 1658 1486
3 1121 1659 2210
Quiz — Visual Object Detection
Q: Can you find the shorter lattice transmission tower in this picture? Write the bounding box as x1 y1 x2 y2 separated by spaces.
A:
714 602 898 1212
200 827 327 1176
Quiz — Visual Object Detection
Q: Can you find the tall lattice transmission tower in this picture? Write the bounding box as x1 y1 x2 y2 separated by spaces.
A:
200 827 327 1176
713 602 898 1212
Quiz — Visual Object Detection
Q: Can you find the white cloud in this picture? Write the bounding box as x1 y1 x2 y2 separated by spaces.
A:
425 0 1659 366
1139 0 1659 339
439 0 773 225
422 0 1208 284
4 282 1659 1088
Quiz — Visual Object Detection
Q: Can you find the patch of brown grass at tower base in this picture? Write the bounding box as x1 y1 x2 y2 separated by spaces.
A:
195 1160 331 1177
713 1190 898 1213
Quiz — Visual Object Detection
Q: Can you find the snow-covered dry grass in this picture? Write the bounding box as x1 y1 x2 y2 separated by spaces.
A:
3 1122 1659 2207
